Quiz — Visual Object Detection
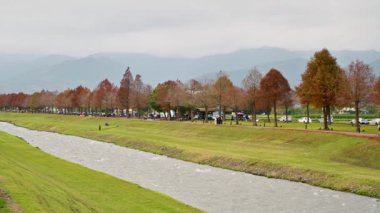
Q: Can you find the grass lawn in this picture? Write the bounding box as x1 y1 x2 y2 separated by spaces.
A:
0 195 11 213
1 113 380 199
227 116 379 134
0 130 199 212
242 121 379 133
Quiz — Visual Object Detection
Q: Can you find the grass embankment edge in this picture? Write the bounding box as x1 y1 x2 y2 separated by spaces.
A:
0 130 200 212
2 118 379 199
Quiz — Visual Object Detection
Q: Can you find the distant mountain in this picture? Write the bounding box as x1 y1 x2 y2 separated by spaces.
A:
89 53 194 82
196 58 308 87
332 50 380 66
192 47 309 72
0 54 74 80
7 56 124 92
195 48 380 87
1 47 380 93
370 59 380 76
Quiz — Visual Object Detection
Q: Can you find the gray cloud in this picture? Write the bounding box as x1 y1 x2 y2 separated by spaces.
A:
0 0 379 57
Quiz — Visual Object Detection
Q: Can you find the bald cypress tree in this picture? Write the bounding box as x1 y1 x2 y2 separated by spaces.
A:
347 60 375 133
299 49 344 130
260 68 290 127
242 67 262 126
213 71 233 118
117 67 134 117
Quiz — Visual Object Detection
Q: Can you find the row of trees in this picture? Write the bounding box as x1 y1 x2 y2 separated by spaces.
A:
1 49 380 132
0 67 151 117
149 49 380 132
296 49 378 132
148 68 292 127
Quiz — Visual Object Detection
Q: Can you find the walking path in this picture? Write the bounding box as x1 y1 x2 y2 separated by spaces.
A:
0 122 379 213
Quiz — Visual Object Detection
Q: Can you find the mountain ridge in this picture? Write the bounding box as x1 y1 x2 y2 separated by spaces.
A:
1 47 380 93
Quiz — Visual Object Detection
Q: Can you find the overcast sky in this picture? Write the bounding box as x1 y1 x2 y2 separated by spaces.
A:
1 0 379 57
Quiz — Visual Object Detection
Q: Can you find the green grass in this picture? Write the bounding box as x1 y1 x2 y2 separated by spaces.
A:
1 113 380 199
0 130 199 212
236 120 379 134
0 198 10 213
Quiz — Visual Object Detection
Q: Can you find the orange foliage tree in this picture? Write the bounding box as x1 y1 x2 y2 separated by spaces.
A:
372 77 380 105
346 60 375 132
212 71 234 118
298 49 345 130
155 80 183 120
226 86 245 125
131 74 151 117
194 81 213 123
93 79 118 113
260 68 291 127
117 67 134 116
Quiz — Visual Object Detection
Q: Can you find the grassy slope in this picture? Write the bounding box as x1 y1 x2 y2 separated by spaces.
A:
230 116 379 134
0 198 10 213
0 131 199 213
1 113 380 198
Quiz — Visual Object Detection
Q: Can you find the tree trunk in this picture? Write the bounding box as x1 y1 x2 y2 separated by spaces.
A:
235 110 239 125
323 106 328 130
355 101 360 133
218 95 222 117
327 105 331 124
222 106 225 120
306 103 310 124
285 105 288 123
176 106 180 121
205 106 208 123
253 102 257 126
273 100 278 127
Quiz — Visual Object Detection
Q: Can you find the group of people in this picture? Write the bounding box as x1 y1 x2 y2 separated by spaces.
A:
215 116 223 125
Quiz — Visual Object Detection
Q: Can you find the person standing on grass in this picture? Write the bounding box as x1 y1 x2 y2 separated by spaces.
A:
378 123 380 136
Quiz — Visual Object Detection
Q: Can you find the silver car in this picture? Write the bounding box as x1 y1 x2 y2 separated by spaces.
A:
368 118 380 125
351 118 369 125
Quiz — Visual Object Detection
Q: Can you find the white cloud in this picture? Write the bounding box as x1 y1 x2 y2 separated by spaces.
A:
0 0 379 57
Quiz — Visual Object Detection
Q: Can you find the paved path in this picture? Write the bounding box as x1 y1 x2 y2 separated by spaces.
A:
0 122 379 213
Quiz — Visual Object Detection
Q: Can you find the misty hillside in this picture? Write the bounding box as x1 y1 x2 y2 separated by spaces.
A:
1 47 380 93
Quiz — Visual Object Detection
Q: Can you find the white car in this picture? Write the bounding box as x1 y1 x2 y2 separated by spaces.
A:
279 115 292 122
369 118 380 125
298 117 312 123
247 115 260 122
351 118 369 125
319 116 334 123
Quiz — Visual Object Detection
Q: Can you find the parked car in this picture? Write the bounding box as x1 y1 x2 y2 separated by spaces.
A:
298 117 312 123
351 118 369 125
279 115 292 122
369 118 380 125
318 115 334 123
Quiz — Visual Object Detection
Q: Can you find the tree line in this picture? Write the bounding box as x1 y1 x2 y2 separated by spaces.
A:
0 67 152 117
1 49 380 132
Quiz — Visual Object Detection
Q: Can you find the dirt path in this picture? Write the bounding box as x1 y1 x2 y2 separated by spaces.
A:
0 122 379 213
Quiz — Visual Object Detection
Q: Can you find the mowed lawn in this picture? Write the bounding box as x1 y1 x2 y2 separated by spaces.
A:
245 121 380 134
0 131 199 212
1 113 380 198
222 116 380 134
